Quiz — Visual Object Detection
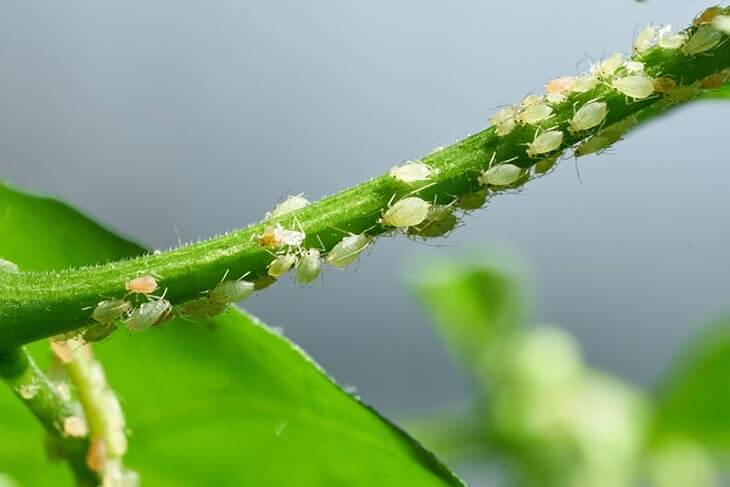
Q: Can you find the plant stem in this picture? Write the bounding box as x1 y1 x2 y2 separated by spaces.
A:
1 9 730 347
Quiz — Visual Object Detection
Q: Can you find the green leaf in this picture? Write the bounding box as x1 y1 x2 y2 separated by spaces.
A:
653 314 730 451
406 250 529 372
0 181 462 486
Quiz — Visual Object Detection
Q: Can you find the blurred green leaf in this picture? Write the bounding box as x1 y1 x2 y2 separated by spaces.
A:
699 83 730 100
0 181 462 486
653 314 730 451
407 251 529 372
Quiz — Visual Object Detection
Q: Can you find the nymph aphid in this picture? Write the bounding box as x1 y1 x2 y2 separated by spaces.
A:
325 234 373 268
18 383 40 400
633 25 658 54
0 257 19 273
126 299 171 332
380 196 431 228
478 164 525 187
665 83 701 103
82 322 119 343
569 101 608 134
390 160 435 184
592 53 623 79
518 98 553 125
658 26 688 49
91 299 131 324
526 130 563 158
490 106 518 136
623 61 644 73
573 116 638 158
268 254 297 278
209 279 255 304
571 74 598 93
125 275 158 296
534 152 562 175
407 205 458 238
295 248 321 284
612 75 655 99
701 70 730 89
682 25 724 55
714 15 730 34
653 77 678 94
257 224 305 248
455 189 488 210
694 6 724 26
266 194 310 219
178 297 228 321
63 416 88 438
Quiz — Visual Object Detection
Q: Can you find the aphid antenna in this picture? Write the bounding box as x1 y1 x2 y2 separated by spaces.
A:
403 181 438 198
315 234 327 252
220 269 231 283
487 152 497 169
236 270 252 281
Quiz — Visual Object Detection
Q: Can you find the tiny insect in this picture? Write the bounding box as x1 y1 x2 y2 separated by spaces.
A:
652 77 678 93
407 205 458 238
325 234 373 268
86 439 107 473
125 275 158 296
573 116 637 157
534 152 562 175
267 254 297 278
82 322 119 343
526 130 563 158
694 6 724 26
700 70 730 89
518 100 553 125
295 248 322 284
658 27 688 49
209 279 255 304
478 164 525 187
490 106 518 136
682 25 724 55
592 53 623 79
380 196 431 228
126 299 171 332
178 296 228 320
623 60 645 73
63 416 88 438
612 75 655 99
571 74 599 93
257 224 305 248
546 77 574 96
456 189 488 210
569 101 608 134
665 83 701 103
390 161 435 184
0 258 19 273
18 383 40 400
266 194 310 219
714 15 730 34
91 299 132 324
633 25 657 54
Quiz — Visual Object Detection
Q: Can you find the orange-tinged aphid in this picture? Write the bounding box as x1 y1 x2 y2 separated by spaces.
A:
125 275 158 295
700 70 730 89
653 77 678 93
693 5 723 26
86 438 107 472
546 77 574 95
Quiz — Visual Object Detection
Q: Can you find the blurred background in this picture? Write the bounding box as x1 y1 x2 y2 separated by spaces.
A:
1 1 729 482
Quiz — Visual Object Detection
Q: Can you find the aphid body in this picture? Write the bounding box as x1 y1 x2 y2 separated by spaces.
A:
125 275 158 295
209 280 255 304
534 153 562 175
623 61 644 73
633 26 658 54
694 6 724 26
682 25 724 55
490 106 518 136
518 101 553 124
713 15 730 34
91 300 131 324
326 234 372 268
258 224 305 248
592 53 623 79
267 194 310 219
478 164 525 187
268 254 297 278
612 75 655 99
295 248 321 284
0 258 19 273
653 77 678 93
573 116 638 157
658 27 688 49
82 322 119 343
126 299 171 332
390 161 435 184
526 130 563 158
381 197 431 228
178 297 228 320
407 206 458 238
569 101 608 134
571 74 598 93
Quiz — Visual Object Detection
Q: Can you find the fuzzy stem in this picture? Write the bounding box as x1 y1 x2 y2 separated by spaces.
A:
1 8 730 347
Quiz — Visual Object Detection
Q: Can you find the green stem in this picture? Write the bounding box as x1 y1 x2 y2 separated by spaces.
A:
1 9 730 347
0 347 98 486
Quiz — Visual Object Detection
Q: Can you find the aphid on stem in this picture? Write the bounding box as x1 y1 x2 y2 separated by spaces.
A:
126 298 171 332
569 101 608 134
125 275 158 296
490 106 518 136
91 300 131 324
0 258 19 273
407 205 459 238
295 248 322 284
266 194 310 219
268 254 297 278
478 163 525 188
257 224 305 249
325 234 373 268
694 6 724 26
612 75 655 100
209 279 255 304
380 196 431 229
390 161 435 184
526 129 564 158
682 25 724 55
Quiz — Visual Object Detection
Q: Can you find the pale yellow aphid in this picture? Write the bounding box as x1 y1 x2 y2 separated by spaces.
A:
381 197 431 228
682 25 724 55
18 383 40 400
63 416 88 438
700 70 730 89
526 130 563 158
592 53 623 79
326 234 372 268
390 160 435 184
546 77 574 95
518 99 553 124
612 75 655 99
571 74 599 93
490 106 518 136
478 164 525 187
634 25 658 54
713 15 730 34
623 61 645 73
257 224 305 248
295 248 321 284
91 300 132 324
125 275 158 295
209 279 255 303
266 194 309 219
694 6 724 26
86 439 107 473
126 299 171 332
569 101 608 134
0 257 19 273
658 26 688 49
268 254 297 278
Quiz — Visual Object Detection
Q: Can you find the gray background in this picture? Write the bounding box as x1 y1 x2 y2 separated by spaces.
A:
1 0 729 481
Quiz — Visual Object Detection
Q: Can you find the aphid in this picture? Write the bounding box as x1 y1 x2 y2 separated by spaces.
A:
571 74 598 93
653 77 678 93
295 248 321 284
126 299 171 332
390 161 435 184
701 70 730 89
63 416 88 438
526 130 563 158
50 340 74 364
633 25 658 53
573 116 637 157
682 25 724 55
266 194 310 219
125 275 158 296
546 77 574 96
623 61 645 73
490 106 518 136
0 258 19 273
86 439 107 473
91 299 131 324
380 196 431 228
478 164 525 187
592 53 623 79
520 94 543 107
326 234 373 268
665 83 701 103
713 15 730 34
658 27 688 49
518 100 553 124
209 279 255 303
82 322 118 343
267 254 297 278
694 6 724 26
407 205 458 238
18 383 40 400
569 101 608 134
456 189 488 210
253 275 277 290
534 152 562 175
257 224 305 248
612 75 655 99
178 297 228 320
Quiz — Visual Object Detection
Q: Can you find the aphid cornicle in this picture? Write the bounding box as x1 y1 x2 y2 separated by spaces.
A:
478 164 525 187
390 161 434 184
267 194 310 219
126 299 171 332
91 300 131 324
612 75 655 99
407 206 458 238
381 197 431 228
526 130 563 158
682 25 724 55
125 275 158 295
295 248 321 284
209 279 255 304
569 101 608 134
326 234 372 268
268 254 297 278
0 258 19 273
